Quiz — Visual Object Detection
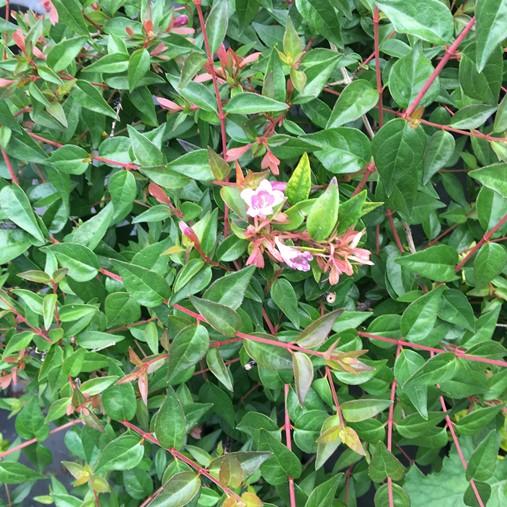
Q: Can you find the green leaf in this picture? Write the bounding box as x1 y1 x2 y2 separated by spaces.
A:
109 170 137 222
341 399 392 423
423 130 456 184
469 163 507 198
304 475 340 507
74 80 117 119
295 0 342 48
203 266 255 310
52 0 88 35
0 184 47 243
128 125 164 167
206 0 228 54
373 118 427 214
456 405 503 436
438 289 475 332
493 93 507 133
224 93 288 115
449 105 496 130
168 325 210 384
389 46 440 109
47 243 99 282
95 434 144 473
369 441 405 483
473 242 507 286
15 397 49 441
307 177 339 240
68 202 114 250
404 352 458 387
395 412 447 439
189 296 242 337
243 338 293 370
110 259 170 308
147 472 201 507
128 49 151 91
42 293 57 330
154 387 186 450
401 286 445 342
235 0 260 31
102 380 137 421
80 376 119 396
0 463 45 484
466 430 498 482
47 36 87 72
206 348 234 391
395 245 458 282
207 147 231 181
327 80 379 127
49 145 90 175
296 309 344 348
286 153 312 205
331 311 373 334
85 53 130 73
293 352 314 405
374 483 411 507
166 150 214 182
105 293 141 328
375 0 454 44
271 278 300 327
258 429 302 486
475 0 507 72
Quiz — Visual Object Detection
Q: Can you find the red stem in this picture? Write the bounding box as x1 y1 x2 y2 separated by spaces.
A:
359 332 507 368
352 161 376 196
455 212 507 271
404 17 476 118
326 366 343 425
433 353 485 507
386 209 404 253
193 0 231 237
284 384 297 507
1 148 19 184
0 419 82 459
373 7 383 127
119 420 241 501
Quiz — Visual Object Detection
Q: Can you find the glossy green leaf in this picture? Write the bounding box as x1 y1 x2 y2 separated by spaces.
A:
295 0 342 48
0 463 45 484
243 339 293 370
341 399 392 423
292 352 314 405
449 105 496 129
168 325 210 383
74 80 117 118
48 145 90 175
203 266 255 310
47 36 87 72
109 170 137 222
95 434 144 473
369 441 405 483
373 118 427 215
52 0 88 35
469 163 507 198
110 259 171 308
423 130 456 184
475 0 507 72
466 430 498 482
189 296 242 337
271 278 300 328
455 405 503 436
473 243 507 286
286 152 312 205
205 0 228 54
154 387 186 450
224 93 288 115
296 309 344 348
148 472 201 507
375 0 454 44
47 243 99 282
128 49 150 91
307 177 339 240
206 348 234 391
395 245 458 282
68 202 114 250
389 47 440 109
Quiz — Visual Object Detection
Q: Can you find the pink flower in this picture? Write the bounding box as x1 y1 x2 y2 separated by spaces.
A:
275 238 313 272
240 179 285 218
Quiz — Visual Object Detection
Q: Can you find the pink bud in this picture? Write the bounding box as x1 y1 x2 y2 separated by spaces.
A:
173 15 189 27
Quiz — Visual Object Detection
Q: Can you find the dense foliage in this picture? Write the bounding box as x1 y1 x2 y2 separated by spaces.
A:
1 0 507 506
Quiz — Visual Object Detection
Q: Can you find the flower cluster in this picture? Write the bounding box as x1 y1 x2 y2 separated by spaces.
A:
239 179 373 283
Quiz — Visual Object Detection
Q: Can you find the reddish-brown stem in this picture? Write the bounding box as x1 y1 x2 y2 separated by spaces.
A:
404 17 476 118
373 7 383 127
433 353 485 507
326 366 343 425
0 419 82 459
120 420 241 501
455 212 507 271
352 161 376 196
99 268 123 282
107 318 157 333
262 307 277 335
386 343 402 507
1 148 19 184
427 210 476 246
93 156 139 170
284 384 297 507
386 209 404 253
193 0 231 237
359 332 507 368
